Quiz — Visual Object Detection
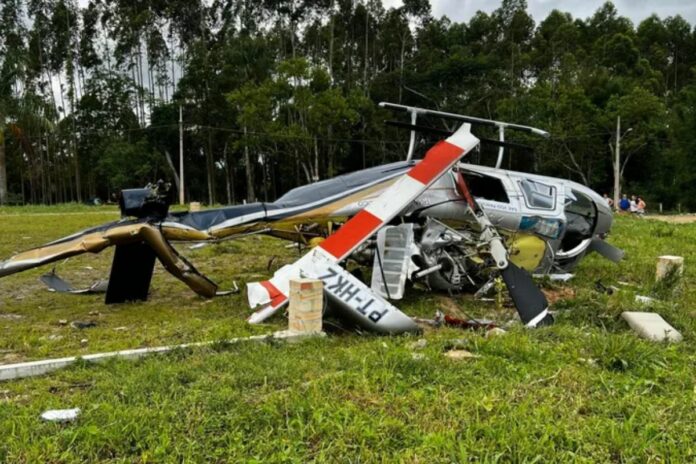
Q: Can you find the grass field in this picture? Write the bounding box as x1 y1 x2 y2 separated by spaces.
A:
1 205 695 462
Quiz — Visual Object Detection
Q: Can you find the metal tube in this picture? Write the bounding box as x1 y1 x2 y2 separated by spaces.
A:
495 126 505 168
414 263 443 278
379 102 550 138
406 110 417 161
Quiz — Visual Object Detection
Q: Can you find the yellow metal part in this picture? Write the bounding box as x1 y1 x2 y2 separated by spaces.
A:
308 237 325 248
507 234 546 272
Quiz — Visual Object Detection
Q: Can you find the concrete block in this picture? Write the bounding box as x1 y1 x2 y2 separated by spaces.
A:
621 311 682 342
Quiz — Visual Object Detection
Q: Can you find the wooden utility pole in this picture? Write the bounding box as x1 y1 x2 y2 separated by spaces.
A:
612 116 632 210
613 116 621 210
179 105 185 205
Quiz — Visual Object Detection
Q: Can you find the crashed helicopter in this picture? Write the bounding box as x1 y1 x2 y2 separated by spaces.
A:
0 103 623 334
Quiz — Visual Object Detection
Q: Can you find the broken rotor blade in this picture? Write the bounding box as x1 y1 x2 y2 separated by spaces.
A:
455 170 552 327
501 262 553 327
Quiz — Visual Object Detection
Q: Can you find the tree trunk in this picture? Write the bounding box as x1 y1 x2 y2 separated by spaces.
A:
313 137 319 181
206 128 216 205
0 128 6 204
244 125 255 202
328 0 335 81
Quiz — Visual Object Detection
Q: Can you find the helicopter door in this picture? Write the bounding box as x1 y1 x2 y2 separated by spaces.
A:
515 177 566 239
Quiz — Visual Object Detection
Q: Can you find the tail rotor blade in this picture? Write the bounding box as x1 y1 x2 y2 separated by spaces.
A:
501 262 554 327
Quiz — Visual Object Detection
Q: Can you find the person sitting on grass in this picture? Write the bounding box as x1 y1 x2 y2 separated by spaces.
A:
618 194 630 213
636 196 646 217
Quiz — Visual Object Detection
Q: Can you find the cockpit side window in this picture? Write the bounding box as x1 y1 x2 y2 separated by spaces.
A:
461 172 509 203
519 179 555 210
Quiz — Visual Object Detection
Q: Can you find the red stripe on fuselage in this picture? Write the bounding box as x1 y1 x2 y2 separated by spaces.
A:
407 141 463 185
319 210 382 259
260 280 286 307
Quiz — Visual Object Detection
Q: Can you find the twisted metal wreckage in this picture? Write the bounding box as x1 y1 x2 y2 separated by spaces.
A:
0 103 623 333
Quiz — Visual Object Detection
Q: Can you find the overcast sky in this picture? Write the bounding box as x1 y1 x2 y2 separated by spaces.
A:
383 0 696 26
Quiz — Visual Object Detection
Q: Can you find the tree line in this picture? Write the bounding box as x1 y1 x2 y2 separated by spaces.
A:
1 0 695 209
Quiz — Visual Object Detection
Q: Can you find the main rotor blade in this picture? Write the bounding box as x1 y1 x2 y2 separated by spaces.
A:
385 120 534 151
454 170 552 327
501 262 553 327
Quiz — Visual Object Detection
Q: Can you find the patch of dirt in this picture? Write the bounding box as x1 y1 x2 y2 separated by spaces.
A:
542 286 576 305
435 296 468 319
646 215 696 224
2 352 25 363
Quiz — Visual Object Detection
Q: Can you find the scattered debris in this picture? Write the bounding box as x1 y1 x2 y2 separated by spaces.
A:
408 339 428 350
485 327 507 338
41 334 64 341
621 311 682 343
40 271 108 294
113 326 128 331
71 321 97 330
534 273 574 282
541 287 576 305
0 314 24 320
635 295 657 305
413 310 445 328
189 243 208 250
444 315 497 330
88 311 100 316
474 279 496 299
41 408 80 423
411 353 426 360
578 357 598 367
595 280 619 295
445 350 480 360
215 281 240 296
80 339 88 346
656 255 684 282
444 339 469 350
58 319 68 326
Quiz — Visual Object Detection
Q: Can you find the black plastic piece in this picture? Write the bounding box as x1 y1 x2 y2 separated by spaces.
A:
105 243 157 304
501 262 552 326
119 181 172 219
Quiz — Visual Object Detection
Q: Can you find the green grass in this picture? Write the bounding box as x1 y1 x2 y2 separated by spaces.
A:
1 208 696 462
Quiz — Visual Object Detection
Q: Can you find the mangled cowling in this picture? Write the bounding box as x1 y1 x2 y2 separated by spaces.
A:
0 164 414 301
0 220 218 298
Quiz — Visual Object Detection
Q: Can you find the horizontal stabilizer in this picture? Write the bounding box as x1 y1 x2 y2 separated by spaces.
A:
589 238 624 263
